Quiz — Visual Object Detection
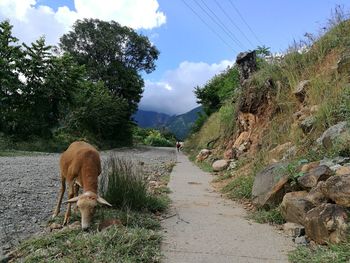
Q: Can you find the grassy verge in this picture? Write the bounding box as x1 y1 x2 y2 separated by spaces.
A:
289 241 350 263
13 209 162 263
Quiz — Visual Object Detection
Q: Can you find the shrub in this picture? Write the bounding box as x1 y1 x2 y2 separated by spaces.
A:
99 155 168 212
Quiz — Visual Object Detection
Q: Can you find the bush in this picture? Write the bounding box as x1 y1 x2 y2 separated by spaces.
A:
99 155 168 212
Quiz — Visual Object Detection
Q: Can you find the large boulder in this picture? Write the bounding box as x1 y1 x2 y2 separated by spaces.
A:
304 203 348 244
304 182 329 206
280 191 314 225
251 163 289 208
320 174 350 207
212 159 229 172
236 51 257 84
297 165 332 189
316 121 348 150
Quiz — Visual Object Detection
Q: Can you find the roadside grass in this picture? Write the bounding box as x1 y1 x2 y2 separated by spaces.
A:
221 175 254 200
99 155 169 212
248 207 285 225
14 209 162 263
0 150 44 157
289 241 350 263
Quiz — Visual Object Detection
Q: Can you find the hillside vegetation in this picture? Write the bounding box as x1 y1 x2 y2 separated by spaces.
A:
186 8 350 261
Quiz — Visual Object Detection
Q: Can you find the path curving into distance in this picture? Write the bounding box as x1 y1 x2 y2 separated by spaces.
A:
162 152 294 263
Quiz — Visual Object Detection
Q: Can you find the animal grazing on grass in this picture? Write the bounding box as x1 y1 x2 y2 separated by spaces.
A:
52 141 111 230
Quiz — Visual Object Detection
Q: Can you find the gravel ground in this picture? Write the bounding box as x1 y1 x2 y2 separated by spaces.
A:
0 146 176 257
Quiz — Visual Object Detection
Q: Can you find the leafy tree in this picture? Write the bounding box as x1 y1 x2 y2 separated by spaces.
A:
59 18 159 113
194 66 239 115
0 20 24 134
63 81 131 146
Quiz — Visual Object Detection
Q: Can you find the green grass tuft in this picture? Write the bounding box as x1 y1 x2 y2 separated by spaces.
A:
249 207 285 225
289 241 350 263
222 175 254 199
99 155 169 212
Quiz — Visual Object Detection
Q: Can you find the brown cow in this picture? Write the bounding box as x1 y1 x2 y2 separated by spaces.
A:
52 141 111 230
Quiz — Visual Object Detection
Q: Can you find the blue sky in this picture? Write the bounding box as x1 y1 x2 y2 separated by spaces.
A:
0 0 349 115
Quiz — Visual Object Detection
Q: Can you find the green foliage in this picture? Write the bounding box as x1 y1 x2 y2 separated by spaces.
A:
133 127 176 147
191 112 208 133
194 66 239 115
99 156 169 212
249 207 285 225
60 18 159 113
222 175 254 200
289 240 350 263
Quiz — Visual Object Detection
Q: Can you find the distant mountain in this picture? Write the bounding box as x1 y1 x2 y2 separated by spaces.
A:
133 110 171 128
165 106 203 140
133 106 203 140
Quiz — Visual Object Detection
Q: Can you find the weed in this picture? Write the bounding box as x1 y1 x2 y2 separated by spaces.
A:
99 155 168 212
222 175 254 200
249 207 285 225
289 240 350 263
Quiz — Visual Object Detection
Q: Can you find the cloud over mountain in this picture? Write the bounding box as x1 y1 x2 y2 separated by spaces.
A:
140 59 235 115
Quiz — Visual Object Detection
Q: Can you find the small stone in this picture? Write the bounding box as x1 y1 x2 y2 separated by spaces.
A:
49 223 62 230
294 236 308 245
283 222 305 237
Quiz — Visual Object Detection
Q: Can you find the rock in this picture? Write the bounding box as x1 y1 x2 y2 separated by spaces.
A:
280 191 314 225
335 166 350 175
299 116 316 134
251 163 289 208
294 236 308 245
224 149 233 159
293 80 310 103
236 51 257 84
316 121 348 149
212 159 229 172
196 149 211 162
282 146 297 161
300 161 320 173
320 156 350 167
320 174 350 207
304 182 329 206
227 161 237 170
98 219 123 231
283 222 305 237
49 223 62 231
269 142 292 158
304 203 348 244
297 165 332 189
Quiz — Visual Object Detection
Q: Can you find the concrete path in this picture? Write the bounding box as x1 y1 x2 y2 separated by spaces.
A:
161 152 294 263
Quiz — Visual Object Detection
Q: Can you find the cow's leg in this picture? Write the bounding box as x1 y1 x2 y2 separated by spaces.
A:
52 177 66 218
73 182 80 213
63 182 75 225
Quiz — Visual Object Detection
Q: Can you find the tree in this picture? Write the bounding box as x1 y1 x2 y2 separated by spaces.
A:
194 66 239 115
59 18 159 113
256 45 271 58
63 81 131 146
0 20 24 134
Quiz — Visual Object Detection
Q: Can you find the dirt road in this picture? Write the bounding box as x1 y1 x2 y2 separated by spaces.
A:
162 152 294 263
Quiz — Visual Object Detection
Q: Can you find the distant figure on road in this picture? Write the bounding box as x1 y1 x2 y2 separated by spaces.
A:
176 141 181 152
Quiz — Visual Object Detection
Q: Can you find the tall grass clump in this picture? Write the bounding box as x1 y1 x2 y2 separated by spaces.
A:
99 155 168 212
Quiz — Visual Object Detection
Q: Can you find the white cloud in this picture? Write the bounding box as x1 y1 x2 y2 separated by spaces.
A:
0 0 166 45
139 59 235 115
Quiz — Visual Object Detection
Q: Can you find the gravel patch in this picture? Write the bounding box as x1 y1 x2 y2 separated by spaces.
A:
0 146 176 257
